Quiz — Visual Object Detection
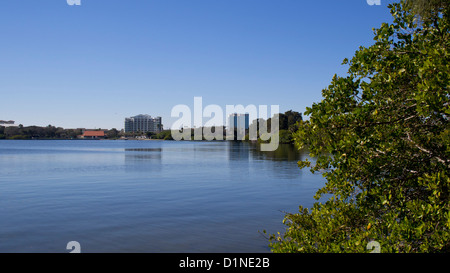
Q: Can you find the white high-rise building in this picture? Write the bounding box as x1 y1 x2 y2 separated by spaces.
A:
124 115 162 133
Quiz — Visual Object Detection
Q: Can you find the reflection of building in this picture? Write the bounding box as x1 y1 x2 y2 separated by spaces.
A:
227 141 250 161
228 113 249 131
0 120 17 127
124 148 162 173
125 114 162 133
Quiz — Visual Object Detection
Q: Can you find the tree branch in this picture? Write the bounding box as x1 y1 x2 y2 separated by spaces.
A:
403 132 449 167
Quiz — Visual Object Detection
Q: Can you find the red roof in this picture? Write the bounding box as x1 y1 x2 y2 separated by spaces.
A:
83 131 105 137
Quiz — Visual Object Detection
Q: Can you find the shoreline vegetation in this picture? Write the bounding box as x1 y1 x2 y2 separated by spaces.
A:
0 110 303 144
267 0 450 253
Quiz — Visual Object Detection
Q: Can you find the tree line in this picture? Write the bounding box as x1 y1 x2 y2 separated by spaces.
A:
0 110 302 142
160 110 303 143
0 125 122 140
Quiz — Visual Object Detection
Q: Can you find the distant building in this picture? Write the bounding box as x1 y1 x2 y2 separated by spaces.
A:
124 114 162 133
228 113 249 131
0 120 17 128
81 130 105 139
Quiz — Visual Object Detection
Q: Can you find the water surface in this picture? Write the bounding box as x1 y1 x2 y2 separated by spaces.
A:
0 140 325 253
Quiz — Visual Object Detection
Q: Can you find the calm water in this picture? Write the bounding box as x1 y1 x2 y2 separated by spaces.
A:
0 140 325 253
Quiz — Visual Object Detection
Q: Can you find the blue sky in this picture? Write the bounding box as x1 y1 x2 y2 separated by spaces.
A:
0 0 396 130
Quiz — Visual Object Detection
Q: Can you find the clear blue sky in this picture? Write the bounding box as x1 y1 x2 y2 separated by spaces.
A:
0 0 396 130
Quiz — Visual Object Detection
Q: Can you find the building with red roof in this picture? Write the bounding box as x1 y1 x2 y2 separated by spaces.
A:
81 130 105 139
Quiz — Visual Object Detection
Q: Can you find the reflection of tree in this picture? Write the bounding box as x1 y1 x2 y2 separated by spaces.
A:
224 141 310 179
227 141 304 162
250 142 308 179
249 142 304 162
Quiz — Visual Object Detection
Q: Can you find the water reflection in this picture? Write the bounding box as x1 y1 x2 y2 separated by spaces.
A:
227 141 304 162
122 141 309 178
125 148 163 152
124 147 162 172
248 142 304 162
0 140 325 253
227 141 250 161
226 141 307 179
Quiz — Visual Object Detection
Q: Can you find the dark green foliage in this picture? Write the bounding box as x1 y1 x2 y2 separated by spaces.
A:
107 128 120 139
405 0 449 21
266 110 303 132
268 1 449 253
0 125 113 140
153 130 174 140
255 110 302 144
279 130 294 144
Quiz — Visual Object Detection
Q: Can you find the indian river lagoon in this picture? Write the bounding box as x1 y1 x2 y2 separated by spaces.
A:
0 140 325 253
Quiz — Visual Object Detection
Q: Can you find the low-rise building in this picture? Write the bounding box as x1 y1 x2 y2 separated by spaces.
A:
81 130 105 139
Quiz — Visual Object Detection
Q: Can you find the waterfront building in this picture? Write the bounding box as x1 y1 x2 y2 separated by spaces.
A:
81 130 105 139
124 114 162 133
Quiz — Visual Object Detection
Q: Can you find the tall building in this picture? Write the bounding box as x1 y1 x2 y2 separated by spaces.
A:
228 113 249 131
124 114 162 133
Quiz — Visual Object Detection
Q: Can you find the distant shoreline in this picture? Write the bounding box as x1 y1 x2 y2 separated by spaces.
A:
0 138 167 141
